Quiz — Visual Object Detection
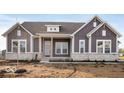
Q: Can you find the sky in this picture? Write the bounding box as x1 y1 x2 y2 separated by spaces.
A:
0 14 124 51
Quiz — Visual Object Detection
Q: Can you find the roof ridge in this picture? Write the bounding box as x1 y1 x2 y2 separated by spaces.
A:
22 21 85 24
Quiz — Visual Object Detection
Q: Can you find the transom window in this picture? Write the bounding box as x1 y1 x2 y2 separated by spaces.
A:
55 42 68 55
12 40 26 53
97 40 111 54
79 40 85 53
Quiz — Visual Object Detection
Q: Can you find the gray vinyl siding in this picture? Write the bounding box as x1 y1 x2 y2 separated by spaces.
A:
7 26 31 52
74 18 101 52
91 25 117 53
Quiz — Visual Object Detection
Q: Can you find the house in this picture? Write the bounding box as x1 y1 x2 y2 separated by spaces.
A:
2 16 122 62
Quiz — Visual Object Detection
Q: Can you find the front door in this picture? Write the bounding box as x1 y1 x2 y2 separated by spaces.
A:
44 41 51 57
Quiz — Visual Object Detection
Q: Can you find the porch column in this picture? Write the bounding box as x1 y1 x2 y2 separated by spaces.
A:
51 37 53 57
30 35 33 53
89 36 91 53
116 35 118 54
72 36 74 53
39 36 41 53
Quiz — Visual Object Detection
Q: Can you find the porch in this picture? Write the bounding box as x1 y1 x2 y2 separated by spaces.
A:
34 34 72 61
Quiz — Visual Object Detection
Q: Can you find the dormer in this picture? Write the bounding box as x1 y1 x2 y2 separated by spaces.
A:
45 25 61 32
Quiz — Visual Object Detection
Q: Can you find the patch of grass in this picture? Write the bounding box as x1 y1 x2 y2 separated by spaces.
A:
119 56 124 60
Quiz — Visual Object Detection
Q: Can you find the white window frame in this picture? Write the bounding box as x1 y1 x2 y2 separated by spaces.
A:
93 21 97 27
46 26 60 32
17 30 21 36
96 40 111 54
79 40 85 53
11 39 27 53
55 42 68 55
102 30 106 36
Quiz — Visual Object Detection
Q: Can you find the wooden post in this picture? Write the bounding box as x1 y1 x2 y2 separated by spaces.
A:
51 37 53 57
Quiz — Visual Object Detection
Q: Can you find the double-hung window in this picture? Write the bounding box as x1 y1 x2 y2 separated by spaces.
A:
55 42 68 55
12 40 26 53
79 40 85 53
97 40 111 54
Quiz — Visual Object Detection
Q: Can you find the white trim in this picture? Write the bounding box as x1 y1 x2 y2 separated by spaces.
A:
87 23 104 37
11 39 27 53
96 40 111 54
2 23 34 37
55 42 68 55
79 40 85 53
36 33 71 38
71 16 104 36
116 35 119 54
19 24 33 36
45 25 61 27
30 36 33 53
51 37 53 57
39 37 41 53
89 37 91 53
6 35 8 52
104 22 122 37
87 23 121 38
72 36 74 53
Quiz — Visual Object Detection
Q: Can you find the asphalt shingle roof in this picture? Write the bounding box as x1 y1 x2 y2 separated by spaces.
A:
21 22 85 35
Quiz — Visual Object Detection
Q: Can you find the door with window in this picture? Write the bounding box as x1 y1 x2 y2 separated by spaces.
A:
44 41 51 57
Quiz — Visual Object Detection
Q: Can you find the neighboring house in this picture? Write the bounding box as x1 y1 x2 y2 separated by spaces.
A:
2 16 122 62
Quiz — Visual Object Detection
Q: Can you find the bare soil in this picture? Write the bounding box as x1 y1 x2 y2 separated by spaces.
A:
0 61 124 78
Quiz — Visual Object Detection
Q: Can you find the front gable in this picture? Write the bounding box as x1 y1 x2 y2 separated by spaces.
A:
92 24 116 38
73 16 104 52
4 23 32 52
72 16 104 36
2 23 33 37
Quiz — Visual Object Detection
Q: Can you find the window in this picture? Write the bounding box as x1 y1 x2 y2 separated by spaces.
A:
97 41 103 53
12 41 18 53
55 42 68 55
54 28 57 30
79 40 85 53
20 41 26 52
105 41 111 53
97 40 111 54
93 22 97 27
12 40 26 53
17 30 21 36
102 30 106 36
46 25 61 32
62 42 68 54
56 42 61 54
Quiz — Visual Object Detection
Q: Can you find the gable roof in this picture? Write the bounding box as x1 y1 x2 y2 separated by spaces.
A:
22 22 84 35
71 16 104 36
2 22 33 36
87 22 122 37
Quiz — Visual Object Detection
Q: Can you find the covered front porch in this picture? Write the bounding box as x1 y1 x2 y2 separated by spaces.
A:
34 33 72 61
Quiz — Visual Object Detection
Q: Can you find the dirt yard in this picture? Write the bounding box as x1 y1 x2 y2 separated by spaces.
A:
0 61 124 78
